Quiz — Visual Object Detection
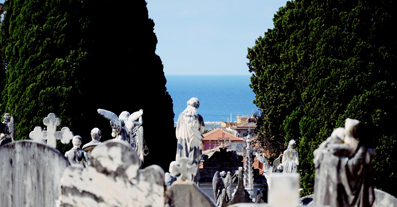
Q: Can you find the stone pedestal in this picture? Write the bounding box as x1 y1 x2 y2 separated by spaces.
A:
268 173 299 207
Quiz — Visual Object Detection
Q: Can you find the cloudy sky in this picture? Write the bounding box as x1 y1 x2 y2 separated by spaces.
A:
147 0 289 75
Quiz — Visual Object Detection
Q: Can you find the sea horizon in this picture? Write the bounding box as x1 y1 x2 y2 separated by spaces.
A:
165 75 258 122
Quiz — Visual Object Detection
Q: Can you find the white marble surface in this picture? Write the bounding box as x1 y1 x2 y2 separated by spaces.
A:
57 140 164 207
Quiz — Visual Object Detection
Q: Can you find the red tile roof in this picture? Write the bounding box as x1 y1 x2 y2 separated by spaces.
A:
203 128 244 142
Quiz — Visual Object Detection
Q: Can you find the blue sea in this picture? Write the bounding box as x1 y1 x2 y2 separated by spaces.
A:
166 75 258 122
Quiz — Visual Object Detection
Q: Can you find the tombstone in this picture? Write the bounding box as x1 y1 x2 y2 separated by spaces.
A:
268 173 300 207
0 141 70 207
243 135 255 199
29 113 74 148
57 140 164 207
166 157 215 207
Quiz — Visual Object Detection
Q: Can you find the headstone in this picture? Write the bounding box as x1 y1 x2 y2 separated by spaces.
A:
170 157 197 182
57 140 165 207
165 182 216 207
29 113 74 148
268 173 300 207
0 141 70 207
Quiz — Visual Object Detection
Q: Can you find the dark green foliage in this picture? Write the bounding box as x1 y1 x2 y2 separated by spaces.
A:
248 0 397 196
0 0 176 170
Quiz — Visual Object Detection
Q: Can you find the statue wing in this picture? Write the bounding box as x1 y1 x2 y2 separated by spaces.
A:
272 154 282 172
97 109 121 128
129 109 143 123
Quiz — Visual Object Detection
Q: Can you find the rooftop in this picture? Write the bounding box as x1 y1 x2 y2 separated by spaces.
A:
203 128 244 142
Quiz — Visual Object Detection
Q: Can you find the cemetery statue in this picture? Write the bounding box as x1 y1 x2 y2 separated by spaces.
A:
97 109 148 163
255 151 272 179
212 171 225 202
175 97 205 182
224 171 232 201
281 139 299 173
65 135 88 166
272 154 283 173
82 127 102 159
0 113 14 146
313 118 375 207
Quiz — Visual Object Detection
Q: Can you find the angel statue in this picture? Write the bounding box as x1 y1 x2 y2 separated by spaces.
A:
97 109 148 163
0 113 14 146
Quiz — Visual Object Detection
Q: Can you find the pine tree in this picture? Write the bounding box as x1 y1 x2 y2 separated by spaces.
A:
248 0 397 196
0 0 176 170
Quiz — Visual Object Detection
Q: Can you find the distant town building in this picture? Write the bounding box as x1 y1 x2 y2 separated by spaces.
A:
221 114 257 137
202 128 245 153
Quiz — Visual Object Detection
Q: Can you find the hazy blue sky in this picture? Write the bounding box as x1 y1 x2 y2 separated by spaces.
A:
147 0 289 75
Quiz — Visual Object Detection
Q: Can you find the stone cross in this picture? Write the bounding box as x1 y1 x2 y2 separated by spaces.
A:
29 113 74 148
170 157 197 182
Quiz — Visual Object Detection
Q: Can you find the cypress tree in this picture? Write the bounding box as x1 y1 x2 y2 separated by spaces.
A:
0 0 176 170
248 0 397 196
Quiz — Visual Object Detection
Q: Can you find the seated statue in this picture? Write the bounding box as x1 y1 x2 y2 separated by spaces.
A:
313 118 375 207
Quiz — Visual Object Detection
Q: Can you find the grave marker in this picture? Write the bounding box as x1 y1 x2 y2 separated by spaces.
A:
29 113 73 148
0 141 70 207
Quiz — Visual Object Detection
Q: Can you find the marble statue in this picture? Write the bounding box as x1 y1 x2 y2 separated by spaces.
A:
313 118 375 207
97 109 148 163
255 151 272 178
0 113 14 146
212 171 224 202
65 135 88 166
82 128 102 159
282 139 299 173
175 97 205 182
224 171 232 201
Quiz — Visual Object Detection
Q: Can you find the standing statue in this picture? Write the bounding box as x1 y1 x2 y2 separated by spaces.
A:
0 113 14 146
282 139 299 173
97 109 148 164
212 171 225 202
175 97 205 182
224 171 232 201
313 118 375 207
65 135 88 166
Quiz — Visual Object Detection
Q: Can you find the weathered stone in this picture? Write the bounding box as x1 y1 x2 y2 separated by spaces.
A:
29 113 74 148
57 140 165 207
229 167 252 205
165 183 216 207
0 141 70 207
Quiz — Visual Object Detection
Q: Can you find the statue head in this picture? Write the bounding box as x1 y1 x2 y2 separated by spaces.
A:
220 171 226 177
288 139 296 149
91 128 102 141
72 135 82 148
3 113 10 122
331 127 345 141
187 97 200 109
344 118 360 150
